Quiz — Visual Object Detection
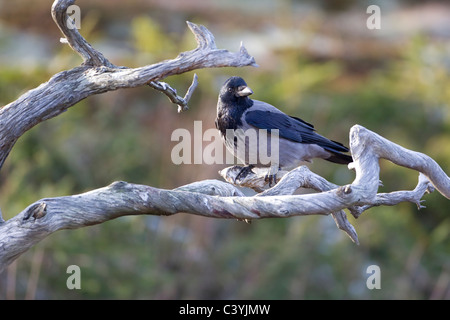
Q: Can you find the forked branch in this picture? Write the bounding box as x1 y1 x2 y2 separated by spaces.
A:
1 125 448 271
0 0 257 271
148 74 199 113
52 0 115 67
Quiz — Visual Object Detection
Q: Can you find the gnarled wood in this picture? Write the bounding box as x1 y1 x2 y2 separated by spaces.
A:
1 124 447 271
0 0 448 274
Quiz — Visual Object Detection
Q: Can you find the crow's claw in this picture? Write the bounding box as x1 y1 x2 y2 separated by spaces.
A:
264 173 277 187
264 165 280 187
235 165 255 183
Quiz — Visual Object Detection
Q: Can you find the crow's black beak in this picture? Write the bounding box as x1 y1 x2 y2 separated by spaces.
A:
236 86 253 97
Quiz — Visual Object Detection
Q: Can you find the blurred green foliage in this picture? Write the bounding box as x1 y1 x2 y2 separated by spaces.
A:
131 16 177 58
0 1 449 299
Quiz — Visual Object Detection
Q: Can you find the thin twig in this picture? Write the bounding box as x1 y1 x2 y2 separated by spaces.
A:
148 74 199 113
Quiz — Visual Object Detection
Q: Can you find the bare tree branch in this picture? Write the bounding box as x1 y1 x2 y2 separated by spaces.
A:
350 173 434 217
0 1 256 169
52 0 115 67
148 74 199 113
220 126 448 203
0 0 448 275
0 179 242 272
349 125 450 200
1 124 448 271
0 0 256 271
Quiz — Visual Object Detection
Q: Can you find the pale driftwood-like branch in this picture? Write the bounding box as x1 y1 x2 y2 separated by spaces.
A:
217 125 448 243
219 166 359 243
219 126 448 202
0 1 256 169
1 125 448 271
0 0 257 271
52 0 115 67
349 125 449 199
219 162 435 219
351 173 434 217
219 166 288 193
0 180 240 271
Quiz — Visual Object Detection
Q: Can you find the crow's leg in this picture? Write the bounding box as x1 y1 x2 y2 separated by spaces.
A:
234 164 255 183
264 165 280 187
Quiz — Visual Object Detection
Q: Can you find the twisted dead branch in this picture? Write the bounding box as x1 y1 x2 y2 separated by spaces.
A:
0 0 448 273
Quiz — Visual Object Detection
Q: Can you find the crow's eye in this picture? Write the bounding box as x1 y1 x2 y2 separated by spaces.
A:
228 88 233 93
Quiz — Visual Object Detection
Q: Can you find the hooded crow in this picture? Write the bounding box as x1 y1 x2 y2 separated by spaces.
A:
215 76 352 185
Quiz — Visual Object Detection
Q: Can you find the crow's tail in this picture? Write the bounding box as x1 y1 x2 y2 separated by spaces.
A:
325 151 353 165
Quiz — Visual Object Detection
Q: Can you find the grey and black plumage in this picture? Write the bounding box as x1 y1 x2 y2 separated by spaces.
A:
215 76 352 185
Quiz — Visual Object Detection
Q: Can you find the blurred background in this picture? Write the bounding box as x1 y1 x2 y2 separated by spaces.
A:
0 0 449 299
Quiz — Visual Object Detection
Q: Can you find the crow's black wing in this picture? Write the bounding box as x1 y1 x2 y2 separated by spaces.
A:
245 109 349 153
